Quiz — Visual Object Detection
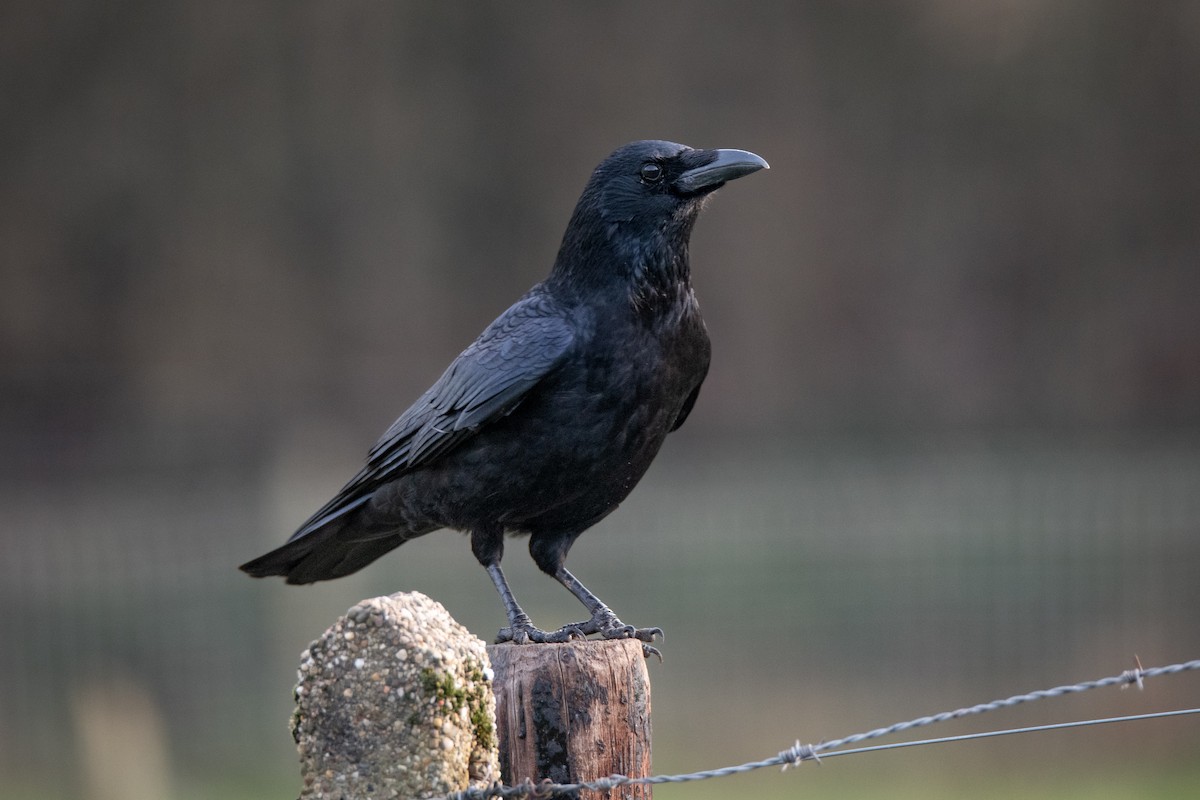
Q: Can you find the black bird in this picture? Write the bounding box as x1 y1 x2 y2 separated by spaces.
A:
241 140 768 649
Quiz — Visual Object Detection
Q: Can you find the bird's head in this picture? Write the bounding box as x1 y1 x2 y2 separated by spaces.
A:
587 140 769 225
551 141 768 295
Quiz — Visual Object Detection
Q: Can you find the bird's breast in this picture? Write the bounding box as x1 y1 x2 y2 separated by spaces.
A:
515 305 709 514
410 299 709 535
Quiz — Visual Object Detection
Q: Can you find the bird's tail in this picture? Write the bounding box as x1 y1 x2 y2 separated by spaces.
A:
239 515 412 585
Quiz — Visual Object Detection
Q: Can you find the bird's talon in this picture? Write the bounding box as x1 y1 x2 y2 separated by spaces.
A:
634 626 664 643
642 643 663 662
595 619 664 646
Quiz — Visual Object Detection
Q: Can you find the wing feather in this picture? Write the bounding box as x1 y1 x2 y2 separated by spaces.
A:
285 290 575 543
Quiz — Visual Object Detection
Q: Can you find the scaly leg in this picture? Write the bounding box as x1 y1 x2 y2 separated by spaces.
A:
486 563 583 644
552 566 663 659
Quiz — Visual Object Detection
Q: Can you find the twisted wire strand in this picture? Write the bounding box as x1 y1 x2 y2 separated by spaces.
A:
803 707 1200 761
432 657 1200 800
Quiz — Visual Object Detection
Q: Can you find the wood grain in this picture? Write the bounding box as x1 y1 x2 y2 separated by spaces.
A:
488 640 652 799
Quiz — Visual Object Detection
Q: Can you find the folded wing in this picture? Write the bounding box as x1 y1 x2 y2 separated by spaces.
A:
287 290 576 542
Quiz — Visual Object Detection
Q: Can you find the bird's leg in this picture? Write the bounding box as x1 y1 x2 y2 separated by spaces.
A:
486 563 582 645
527 533 663 657
553 566 663 653
476 527 579 644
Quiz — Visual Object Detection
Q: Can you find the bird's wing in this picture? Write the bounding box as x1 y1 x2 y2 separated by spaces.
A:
288 291 575 541
371 293 575 468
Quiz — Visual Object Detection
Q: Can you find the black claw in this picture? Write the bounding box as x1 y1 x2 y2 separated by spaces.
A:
603 625 662 643
560 624 587 641
601 624 636 640
642 643 663 662
632 626 663 643
590 614 664 646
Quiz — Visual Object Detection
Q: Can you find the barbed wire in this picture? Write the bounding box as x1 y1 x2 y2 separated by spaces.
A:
803 707 1200 761
428 657 1200 800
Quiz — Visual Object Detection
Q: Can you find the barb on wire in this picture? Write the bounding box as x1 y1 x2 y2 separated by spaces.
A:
428 657 1200 800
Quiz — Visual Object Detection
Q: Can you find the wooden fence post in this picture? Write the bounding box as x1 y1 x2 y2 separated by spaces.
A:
488 639 653 799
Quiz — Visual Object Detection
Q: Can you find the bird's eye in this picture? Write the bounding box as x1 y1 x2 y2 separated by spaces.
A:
639 162 664 183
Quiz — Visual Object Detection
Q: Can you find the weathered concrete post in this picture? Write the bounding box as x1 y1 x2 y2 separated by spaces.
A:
488 639 653 799
292 592 500 799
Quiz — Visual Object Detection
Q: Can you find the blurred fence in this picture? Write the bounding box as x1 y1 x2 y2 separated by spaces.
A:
2 433 1197 797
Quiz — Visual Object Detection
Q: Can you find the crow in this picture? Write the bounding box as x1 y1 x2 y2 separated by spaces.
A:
241 140 768 650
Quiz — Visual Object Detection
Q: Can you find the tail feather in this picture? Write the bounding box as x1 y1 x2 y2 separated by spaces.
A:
240 516 410 585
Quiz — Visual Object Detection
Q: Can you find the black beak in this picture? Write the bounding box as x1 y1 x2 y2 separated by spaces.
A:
674 148 769 193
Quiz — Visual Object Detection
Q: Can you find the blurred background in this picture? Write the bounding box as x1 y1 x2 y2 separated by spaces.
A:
3 3 1199 799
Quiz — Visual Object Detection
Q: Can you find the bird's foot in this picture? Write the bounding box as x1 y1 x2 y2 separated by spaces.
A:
559 609 664 660
494 617 585 645
494 611 663 658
